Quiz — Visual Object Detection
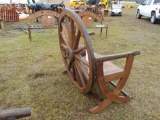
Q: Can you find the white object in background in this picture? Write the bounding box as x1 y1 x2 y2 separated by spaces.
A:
19 13 29 20
111 4 122 16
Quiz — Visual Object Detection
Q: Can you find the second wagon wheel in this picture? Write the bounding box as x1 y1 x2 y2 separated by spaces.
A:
58 8 96 94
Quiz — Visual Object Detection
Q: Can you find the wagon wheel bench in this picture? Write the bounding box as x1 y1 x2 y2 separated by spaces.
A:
78 11 108 38
27 9 62 41
58 8 140 113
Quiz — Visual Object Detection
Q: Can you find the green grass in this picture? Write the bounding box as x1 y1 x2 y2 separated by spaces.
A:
0 8 160 119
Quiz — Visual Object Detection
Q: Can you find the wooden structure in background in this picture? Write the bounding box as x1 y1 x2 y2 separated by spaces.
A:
27 9 62 41
78 11 108 37
0 3 29 22
0 6 19 22
121 1 137 8
58 8 140 113
104 9 109 17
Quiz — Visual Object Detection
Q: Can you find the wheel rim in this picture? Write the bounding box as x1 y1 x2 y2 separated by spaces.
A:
58 8 96 93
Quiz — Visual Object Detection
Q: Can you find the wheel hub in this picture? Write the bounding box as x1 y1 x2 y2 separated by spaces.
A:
66 50 75 62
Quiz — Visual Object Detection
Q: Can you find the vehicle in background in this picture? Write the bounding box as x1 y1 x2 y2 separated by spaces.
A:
99 0 108 9
111 4 122 16
70 0 85 8
136 0 160 24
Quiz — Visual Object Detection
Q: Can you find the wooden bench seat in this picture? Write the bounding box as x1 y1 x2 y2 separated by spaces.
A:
29 25 58 29
103 61 124 82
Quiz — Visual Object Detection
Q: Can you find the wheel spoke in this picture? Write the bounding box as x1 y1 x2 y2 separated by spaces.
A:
74 60 87 87
61 43 67 49
68 61 73 70
65 16 76 47
75 54 89 67
70 18 76 47
74 45 86 54
61 22 69 45
61 43 70 51
73 29 81 49
71 63 76 81
75 59 89 81
74 63 83 87
63 58 69 72
61 51 67 59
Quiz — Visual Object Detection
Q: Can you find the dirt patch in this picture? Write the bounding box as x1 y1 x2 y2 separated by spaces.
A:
28 72 56 79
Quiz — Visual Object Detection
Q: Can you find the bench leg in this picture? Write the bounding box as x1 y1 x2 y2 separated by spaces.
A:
105 93 131 103
90 93 130 114
89 87 130 114
90 99 112 114
106 27 108 38
100 28 102 36
100 27 108 38
28 28 32 42
89 61 133 114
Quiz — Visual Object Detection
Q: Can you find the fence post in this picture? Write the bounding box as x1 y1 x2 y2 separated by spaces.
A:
0 19 3 29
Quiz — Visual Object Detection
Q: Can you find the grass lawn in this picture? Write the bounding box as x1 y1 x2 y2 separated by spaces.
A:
0 8 160 119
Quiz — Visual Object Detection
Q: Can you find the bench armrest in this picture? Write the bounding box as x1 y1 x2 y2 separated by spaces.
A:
95 50 140 62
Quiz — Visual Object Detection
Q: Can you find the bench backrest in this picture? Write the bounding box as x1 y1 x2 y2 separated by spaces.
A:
78 11 103 27
27 10 60 27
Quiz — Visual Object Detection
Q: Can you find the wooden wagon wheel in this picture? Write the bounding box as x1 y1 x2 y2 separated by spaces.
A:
58 8 96 94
